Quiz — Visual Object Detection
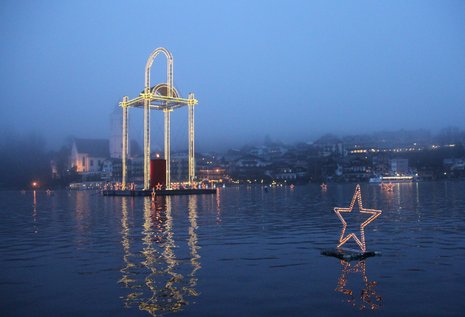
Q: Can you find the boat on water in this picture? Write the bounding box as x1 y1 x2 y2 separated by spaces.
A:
369 175 415 183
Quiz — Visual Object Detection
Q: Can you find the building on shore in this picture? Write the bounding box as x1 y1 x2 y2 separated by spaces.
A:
390 158 409 175
69 138 110 174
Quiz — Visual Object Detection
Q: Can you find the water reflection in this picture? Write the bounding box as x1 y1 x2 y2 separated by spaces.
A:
120 197 133 289
119 196 201 316
215 189 221 224
187 196 201 296
335 260 382 311
75 191 90 235
32 190 38 234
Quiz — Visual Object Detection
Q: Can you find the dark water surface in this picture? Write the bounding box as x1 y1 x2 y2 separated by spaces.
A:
1 182 465 316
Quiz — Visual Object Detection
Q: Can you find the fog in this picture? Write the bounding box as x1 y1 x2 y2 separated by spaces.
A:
1 0 465 151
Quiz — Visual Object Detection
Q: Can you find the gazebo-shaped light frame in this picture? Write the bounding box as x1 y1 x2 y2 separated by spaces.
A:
120 47 198 190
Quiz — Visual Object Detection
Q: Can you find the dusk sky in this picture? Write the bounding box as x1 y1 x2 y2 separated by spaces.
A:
1 0 464 151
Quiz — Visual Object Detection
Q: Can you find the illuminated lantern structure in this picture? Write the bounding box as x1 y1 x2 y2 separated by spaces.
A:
119 48 198 190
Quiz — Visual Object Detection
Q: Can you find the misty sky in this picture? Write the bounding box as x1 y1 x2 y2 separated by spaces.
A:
1 0 464 151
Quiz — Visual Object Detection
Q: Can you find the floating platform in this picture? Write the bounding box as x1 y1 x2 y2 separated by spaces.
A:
321 248 381 262
102 188 217 197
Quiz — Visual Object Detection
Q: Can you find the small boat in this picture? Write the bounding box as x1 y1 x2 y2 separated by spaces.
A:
369 175 414 183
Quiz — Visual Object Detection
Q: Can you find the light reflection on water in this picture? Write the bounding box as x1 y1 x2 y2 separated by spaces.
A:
119 196 201 316
1 182 465 316
335 260 382 311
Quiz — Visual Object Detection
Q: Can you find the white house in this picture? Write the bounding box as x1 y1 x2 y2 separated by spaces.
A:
70 139 110 173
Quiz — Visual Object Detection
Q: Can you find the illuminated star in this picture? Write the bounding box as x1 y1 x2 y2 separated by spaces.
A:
155 183 163 190
383 182 394 192
334 184 381 252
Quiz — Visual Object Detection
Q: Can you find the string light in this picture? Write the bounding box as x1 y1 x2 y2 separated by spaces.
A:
334 184 382 252
119 48 198 190
155 183 164 190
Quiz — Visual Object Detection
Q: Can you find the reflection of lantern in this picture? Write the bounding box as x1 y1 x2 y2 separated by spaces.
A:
119 196 201 315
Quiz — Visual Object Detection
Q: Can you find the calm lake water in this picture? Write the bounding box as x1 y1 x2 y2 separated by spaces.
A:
1 182 465 316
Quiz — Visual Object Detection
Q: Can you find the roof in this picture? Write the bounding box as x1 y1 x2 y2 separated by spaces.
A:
140 83 180 98
74 139 110 157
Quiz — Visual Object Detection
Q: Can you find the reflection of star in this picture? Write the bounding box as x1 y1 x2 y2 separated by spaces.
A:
334 184 381 252
321 183 328 191
336 260 382 310
155 183 163 190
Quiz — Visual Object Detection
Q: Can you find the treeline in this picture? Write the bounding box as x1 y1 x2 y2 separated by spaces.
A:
0 133 75 189
0 132 49 189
